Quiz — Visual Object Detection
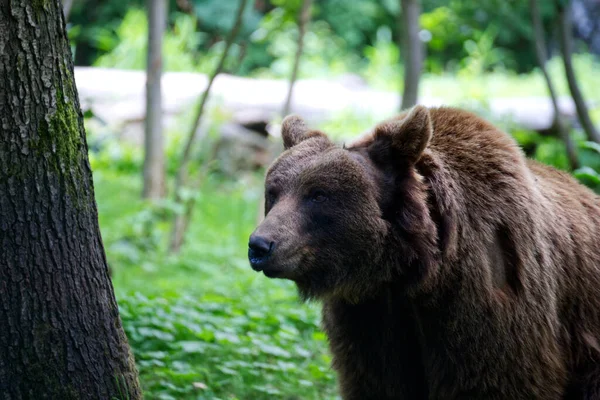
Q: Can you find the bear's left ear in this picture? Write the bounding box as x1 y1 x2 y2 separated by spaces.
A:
373 105 432 164
281 115 310 150
281 115 329 150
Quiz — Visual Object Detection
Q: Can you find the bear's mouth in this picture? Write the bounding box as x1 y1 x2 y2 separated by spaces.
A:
262 268 285 278
249 255 289 279
257 252 304 280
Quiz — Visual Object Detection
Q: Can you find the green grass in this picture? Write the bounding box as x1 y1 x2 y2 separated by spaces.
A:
367 54 600 105
94 170 338 400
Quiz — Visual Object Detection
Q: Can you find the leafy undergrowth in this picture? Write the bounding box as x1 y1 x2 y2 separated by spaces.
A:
94 171 338 399
119 294 335 400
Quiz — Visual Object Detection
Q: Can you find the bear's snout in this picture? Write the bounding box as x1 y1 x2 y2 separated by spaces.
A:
248 234 274 271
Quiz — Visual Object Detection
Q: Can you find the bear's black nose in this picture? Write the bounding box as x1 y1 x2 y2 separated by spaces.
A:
248 235 274 269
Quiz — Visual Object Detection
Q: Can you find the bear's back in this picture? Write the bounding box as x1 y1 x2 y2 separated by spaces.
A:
428 107 600 224
429 107 600 349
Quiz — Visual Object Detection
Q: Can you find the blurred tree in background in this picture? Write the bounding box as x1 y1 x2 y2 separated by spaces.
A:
143 0 168 199
399 0 424 109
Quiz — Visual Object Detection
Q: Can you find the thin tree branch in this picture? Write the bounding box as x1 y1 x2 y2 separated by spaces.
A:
169 0 248 253
172 48 251 251
530 0 578 168
557 0 600 143
170 143 220 252
282 0 312 117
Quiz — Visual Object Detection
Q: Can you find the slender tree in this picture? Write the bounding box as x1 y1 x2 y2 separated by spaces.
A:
557 0 600 143
143 0 167 199
282 0 312 116
399 0 424 110
170 0 248 253
0 0 141 398
530 0 578 168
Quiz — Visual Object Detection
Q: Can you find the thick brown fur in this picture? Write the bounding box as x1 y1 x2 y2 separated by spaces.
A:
249 106 600 399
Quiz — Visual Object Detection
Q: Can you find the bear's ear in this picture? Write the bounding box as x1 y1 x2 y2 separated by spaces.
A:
373 105 432 164
281 115 310 150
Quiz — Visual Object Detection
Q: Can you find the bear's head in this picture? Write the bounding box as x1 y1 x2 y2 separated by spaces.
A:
248 106 445 301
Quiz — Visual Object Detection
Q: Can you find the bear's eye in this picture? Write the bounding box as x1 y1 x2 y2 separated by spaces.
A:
310 190 328 203
266 188 278 205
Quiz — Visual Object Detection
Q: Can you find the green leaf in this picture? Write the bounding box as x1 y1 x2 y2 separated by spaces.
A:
580 141 600 155
574 167 600 184
178 341 209 354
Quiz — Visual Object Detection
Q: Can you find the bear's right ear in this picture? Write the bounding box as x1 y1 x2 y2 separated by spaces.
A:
281 115 309 150
372 105 433 164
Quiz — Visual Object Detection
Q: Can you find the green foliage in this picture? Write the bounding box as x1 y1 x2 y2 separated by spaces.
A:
574 166 600 190
421 0 540 73
510 130 600 193
317 110 380 142
575 141 600 192
252 8 360 78
88 136 143 174
460 27 511 76
94 9 203 72
415 54 600 105
362 26 402 90
317 0 388 49
67 0 144 65
193 0 262 38
69 0 600 78
420 6 462 73
119 293 335 399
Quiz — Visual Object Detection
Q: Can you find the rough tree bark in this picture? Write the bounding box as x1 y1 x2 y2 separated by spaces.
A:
170 0 248 253
143 0 167 199
557 1 600 143
530 0 578 168
399 0 424 110
282 0 312 117
0 1 141 398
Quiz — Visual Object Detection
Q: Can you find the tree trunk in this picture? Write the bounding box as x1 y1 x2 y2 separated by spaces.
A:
282 0 312 117
557 1 600 143
0 1 142 398
399 0 424 110
530 0 578 169
143 0 167 199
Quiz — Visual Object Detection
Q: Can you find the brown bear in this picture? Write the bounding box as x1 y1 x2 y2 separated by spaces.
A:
248 105 600 399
